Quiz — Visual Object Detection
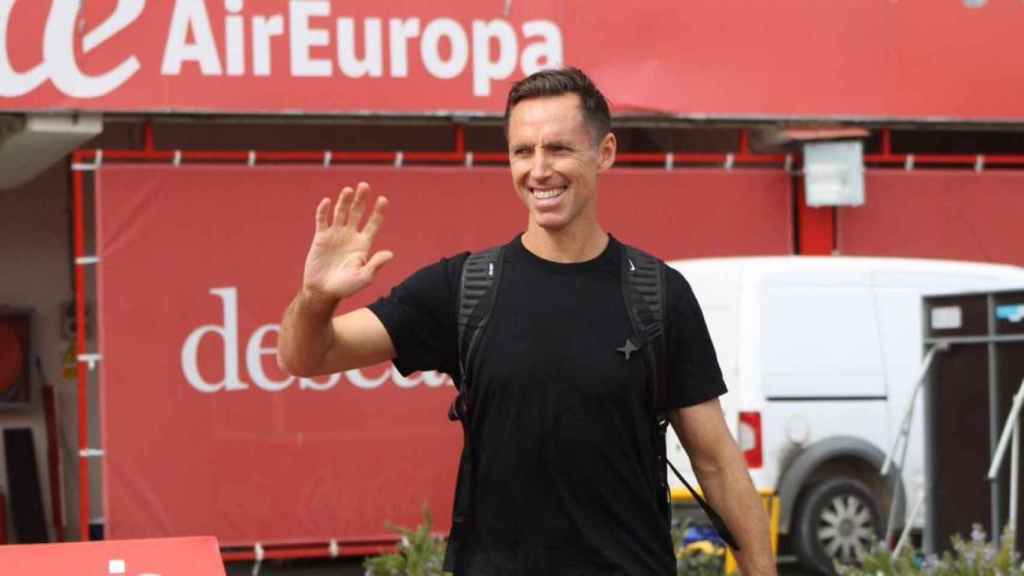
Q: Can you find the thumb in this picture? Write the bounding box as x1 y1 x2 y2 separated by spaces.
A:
363 250 394 276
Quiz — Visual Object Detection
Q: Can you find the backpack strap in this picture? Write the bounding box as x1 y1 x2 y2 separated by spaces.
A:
620 244 672 527
444 245 504 573
448 245 504 421
620 244 667 416
620 243 740 550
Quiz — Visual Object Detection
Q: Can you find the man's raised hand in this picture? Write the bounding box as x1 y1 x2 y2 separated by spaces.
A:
302 182 393 303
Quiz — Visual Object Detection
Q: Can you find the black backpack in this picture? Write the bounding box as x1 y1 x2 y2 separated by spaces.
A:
442 242 738 571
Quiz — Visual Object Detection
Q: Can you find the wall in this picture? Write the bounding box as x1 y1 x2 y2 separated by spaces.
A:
0 161 72 541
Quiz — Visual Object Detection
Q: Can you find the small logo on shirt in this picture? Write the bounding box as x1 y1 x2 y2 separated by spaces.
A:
617 338 640 360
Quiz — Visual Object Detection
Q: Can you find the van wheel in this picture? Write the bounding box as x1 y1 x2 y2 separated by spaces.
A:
794 478 881 574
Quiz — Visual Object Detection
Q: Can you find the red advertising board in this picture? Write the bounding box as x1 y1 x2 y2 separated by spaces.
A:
0 536 225 575
95 165 790 546
837 170 1024 268
4 0 1024 120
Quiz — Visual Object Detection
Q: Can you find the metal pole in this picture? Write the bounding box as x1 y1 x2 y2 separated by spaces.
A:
883 345 945 544
988 295 1002 540
882 345 944 475
1011 420 1020 537
987 381 1024 481
72 152 90 541
893 490 927 559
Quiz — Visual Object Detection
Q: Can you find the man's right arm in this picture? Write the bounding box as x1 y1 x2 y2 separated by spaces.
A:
277 182 395 377
277 292 395 377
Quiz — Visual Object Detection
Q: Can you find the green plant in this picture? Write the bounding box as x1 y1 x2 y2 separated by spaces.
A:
838 525 1023 576
362 506 449 576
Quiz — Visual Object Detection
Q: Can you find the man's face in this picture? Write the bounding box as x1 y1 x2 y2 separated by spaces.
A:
507 93 616 233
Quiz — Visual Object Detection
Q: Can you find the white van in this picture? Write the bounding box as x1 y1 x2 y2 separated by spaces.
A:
665 256 1024 573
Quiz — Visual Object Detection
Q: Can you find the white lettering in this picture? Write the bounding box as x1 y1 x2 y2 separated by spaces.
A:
472 19 516 97
181 288 249 393
392 370 423 390
299 373 340 391
43 0 141 98
162 0 223 75
289 0 331 77
0 0 46 97
336 18 382 78
182 287 455 393
420 18 468 80
346 366 390 390
520 20 563 75
252 15 284 76
246 325 293 391
225 0 246 76
4 3 566 101
420 371 452 388
388 18 420 78
83 0 146 53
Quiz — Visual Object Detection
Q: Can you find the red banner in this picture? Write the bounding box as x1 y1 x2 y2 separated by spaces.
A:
95 165 790 546
837 170 1024 267
4 1 1024 120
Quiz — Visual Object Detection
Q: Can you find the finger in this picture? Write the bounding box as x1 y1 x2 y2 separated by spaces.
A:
333 187 354 227
349 181 370 229
314 197 330 233
363 250 394 276
362 196 388 239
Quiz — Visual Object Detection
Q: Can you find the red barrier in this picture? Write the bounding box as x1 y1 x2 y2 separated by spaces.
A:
93 165 790 547
838 170 1024 267
0 536 225 575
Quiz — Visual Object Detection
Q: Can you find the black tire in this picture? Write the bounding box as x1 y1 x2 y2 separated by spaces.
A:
793 478 882 575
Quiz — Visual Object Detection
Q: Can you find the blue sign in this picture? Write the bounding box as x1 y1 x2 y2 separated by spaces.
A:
996 304 1024 323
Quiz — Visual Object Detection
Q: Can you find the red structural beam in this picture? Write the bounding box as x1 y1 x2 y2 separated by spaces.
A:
220 538 415 562
866 153 1024 167
71 148 790 167
71 151 90 542
795 175 834 256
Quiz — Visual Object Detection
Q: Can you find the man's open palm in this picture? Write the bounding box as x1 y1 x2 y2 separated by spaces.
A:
303 182 393 301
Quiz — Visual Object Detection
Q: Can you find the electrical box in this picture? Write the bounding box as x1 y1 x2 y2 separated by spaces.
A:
0 308 32 406
803 140 865 207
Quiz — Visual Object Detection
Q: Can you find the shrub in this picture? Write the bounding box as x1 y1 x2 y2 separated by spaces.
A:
362 507 448 576
838 525 1022 576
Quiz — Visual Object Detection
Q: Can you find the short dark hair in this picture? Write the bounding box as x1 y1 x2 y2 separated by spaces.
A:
504 67 611 145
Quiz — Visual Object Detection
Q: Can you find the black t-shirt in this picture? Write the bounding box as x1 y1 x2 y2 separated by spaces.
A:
369 235 726 576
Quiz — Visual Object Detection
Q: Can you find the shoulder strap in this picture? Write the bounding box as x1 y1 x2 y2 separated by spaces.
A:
620 243 741 550
449 245 503 420
620 244 667 415
444 245 504 572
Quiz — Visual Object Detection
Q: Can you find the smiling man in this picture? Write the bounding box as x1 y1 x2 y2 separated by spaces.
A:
278 67 775 576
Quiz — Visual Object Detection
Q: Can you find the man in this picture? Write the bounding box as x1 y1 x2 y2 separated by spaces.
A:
278 67 775 575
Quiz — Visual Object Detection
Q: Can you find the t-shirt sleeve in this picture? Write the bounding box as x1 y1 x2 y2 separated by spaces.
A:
665 267 728 409
367 253 467 378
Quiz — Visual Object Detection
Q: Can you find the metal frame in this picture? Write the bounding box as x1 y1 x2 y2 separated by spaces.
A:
68 124 1024 562
67 125 790 561
923 294 1024 552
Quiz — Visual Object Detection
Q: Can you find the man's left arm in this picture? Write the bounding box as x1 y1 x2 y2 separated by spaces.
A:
669 398 777 576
